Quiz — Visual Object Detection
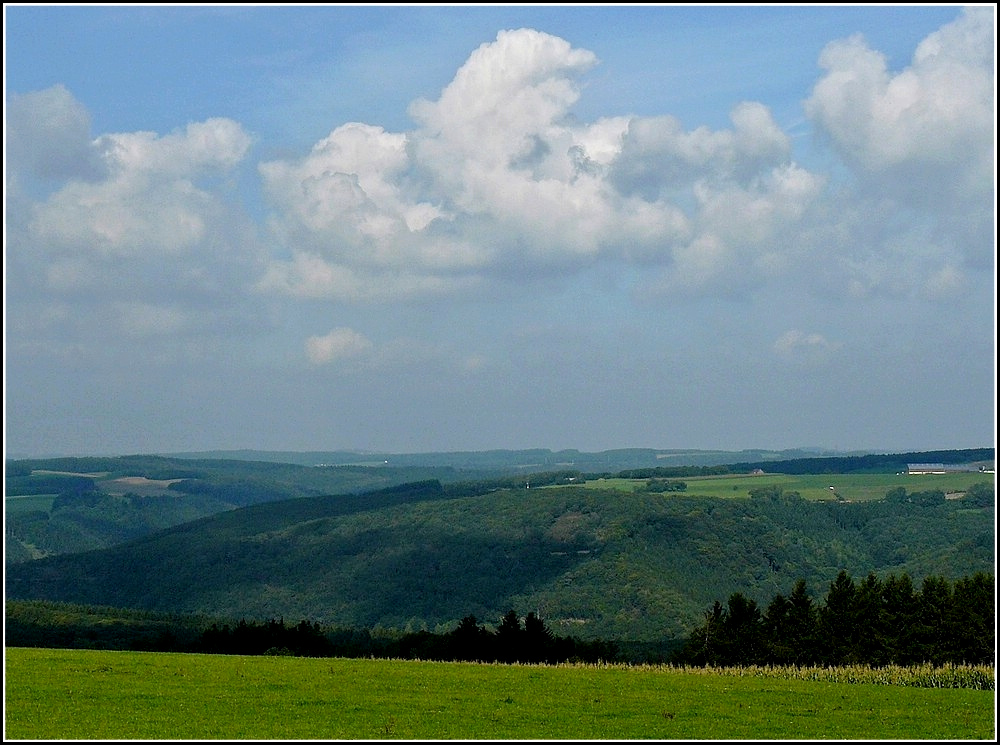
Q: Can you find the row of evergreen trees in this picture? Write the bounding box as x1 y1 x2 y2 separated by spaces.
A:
195 610 618 664
7 571 993 667
673 571 994 667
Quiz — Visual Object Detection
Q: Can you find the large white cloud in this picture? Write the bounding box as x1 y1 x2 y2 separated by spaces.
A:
258 27 832 302
5 12 994 457
409 28 598 168
6 84 106 183
29 117 252 257
805 7 993 177
8 14 993 363
803 5 994 289
5 86 260 346
611 102 792 198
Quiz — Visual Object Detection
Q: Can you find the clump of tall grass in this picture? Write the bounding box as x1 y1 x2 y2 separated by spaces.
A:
652 662 995 690
546 660 993 690
418 658 994 690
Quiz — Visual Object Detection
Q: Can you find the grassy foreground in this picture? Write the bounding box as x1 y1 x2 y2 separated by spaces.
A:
4 647 995 740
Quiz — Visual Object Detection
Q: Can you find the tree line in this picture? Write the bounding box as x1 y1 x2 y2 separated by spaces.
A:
5 603 618 664
673 571 994 667
730 448 994 475
7 570 992 667
195 610 618 664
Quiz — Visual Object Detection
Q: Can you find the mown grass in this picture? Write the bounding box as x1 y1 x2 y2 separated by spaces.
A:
4 648 995 740
573 472 991 501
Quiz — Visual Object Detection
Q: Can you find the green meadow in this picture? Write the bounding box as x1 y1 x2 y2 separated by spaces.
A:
3 494 58 518
5 647 994 740
573 471 989 501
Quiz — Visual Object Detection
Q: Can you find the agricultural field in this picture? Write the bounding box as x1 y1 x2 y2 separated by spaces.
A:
3 494 58 518
4 647 994 740
571 471 992 502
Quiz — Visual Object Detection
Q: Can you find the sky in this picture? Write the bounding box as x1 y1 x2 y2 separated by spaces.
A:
3 4 996 458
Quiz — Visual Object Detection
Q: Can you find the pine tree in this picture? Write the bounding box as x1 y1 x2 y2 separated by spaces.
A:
524 611 554 663
818 570 857 665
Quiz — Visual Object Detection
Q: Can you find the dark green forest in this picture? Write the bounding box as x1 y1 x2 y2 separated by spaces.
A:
6 460 994 643
4 455 472 564
6 447 992 566
730 448 994 475
674 570 993 667
6 569 992 667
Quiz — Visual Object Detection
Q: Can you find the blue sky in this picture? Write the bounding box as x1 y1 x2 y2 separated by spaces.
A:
4 4 995 457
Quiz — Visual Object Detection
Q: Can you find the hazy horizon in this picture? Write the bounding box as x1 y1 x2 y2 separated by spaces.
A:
6 443 991 463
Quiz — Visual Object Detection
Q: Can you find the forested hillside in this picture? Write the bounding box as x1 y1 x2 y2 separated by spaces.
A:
6 448 991 565
731 448 995 475
4 455 470 564
8 568 992 668
6 477 994 643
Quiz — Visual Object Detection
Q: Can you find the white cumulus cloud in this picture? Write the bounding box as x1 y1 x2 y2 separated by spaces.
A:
258 27 832 302
806 7 993 177
5 84 106 182
8 15 992 364
5 86 261 346
803 6 994 278
29 116 252 257
305 327 375 365
792 7 996 301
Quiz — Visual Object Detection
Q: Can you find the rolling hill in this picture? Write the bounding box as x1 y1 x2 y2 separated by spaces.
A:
7 447 991 567
6 465 994 643
4 454 473 564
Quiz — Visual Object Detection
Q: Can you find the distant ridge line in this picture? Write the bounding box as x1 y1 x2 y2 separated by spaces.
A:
154 446 993 473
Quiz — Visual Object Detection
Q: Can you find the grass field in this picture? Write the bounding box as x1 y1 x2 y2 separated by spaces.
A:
570 471 993 501
3 494 58 518
4 648 995 740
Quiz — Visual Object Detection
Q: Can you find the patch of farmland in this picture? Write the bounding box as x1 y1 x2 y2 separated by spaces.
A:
4 494 58 517
31 469 109 478
570 472 992 502
101 476 184 496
